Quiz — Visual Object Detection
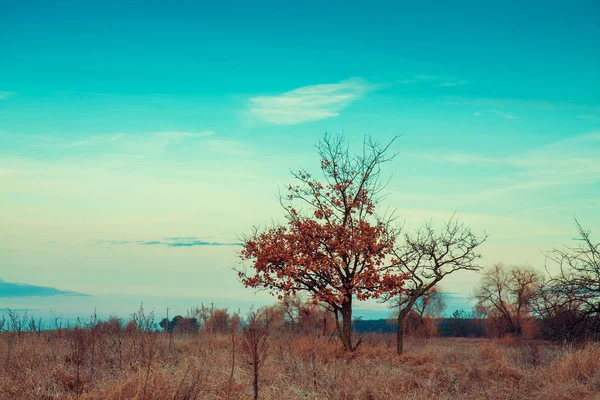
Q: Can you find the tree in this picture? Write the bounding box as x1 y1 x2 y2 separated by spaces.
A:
400 287 445 339
209 309 232 334
242 310 269 400
386 218 486 354
439 309 486 337
532 282 589 342
159 317 170 332
239 134 405 351
276 295 334 335
413 286 446 320
475 264 542 337
536 221 600 341
446 309 470 337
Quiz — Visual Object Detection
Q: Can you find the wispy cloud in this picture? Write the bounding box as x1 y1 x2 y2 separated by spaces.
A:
203 139 250 156
398 75 440 84
248 78 373 125
440 154 505 165
473 109 516 119
0 130 227 167
414 75 439 80
1 130 252 165
67 131 214 151
248 75 468 125
432 132 600 191
398 75 467 87
0 92 15 100
440 80 468 87
97 237 242 248
446 96 600 115
0 279 88 298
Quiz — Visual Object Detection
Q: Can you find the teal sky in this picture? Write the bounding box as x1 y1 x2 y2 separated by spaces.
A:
1 0 599 320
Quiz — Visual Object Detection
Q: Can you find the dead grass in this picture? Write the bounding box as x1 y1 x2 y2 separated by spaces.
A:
1 331 599 399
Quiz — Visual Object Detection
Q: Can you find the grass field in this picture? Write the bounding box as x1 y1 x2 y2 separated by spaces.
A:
1 329 599 399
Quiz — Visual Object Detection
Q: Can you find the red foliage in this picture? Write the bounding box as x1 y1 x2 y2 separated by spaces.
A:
239 135 407 350
240 216 404 304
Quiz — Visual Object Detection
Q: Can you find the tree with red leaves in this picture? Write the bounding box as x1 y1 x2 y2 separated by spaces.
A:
238 134 405 351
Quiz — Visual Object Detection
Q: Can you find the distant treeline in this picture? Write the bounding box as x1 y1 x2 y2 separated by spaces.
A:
354 314 487 338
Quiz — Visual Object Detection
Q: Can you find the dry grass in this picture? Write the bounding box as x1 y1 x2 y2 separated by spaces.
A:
1 330 599 399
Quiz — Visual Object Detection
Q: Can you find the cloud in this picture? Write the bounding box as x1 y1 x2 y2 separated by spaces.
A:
1 130 225 168
473 109 516 119
440 154 505 165
248 78 373 125
247 75 468 124
1 130 251 166
0 279 88 298
97 237 242 248
440 80 468 87
67 131 214 152
203 139 250 156
0 92 15 100
431 132 600 193
510 132 600 180
398 75 467 87
447 96 600 116
493 110 516 119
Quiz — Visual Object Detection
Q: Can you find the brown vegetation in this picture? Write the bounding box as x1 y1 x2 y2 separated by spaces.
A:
2 326 600 400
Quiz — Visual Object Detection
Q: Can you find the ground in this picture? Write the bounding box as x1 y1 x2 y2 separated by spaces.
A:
1 331 599 399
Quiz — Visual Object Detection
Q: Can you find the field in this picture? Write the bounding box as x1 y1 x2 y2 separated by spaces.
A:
2 330 599 400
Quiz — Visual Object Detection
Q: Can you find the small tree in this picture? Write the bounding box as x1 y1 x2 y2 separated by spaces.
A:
475 264 542 337
402 287 446 338
386 218 486 354
239 134 405 351
276 294 335 335
242 310 269 400
208 309 232 334
413 287 446 320
441 309 486 337
160 316 199 334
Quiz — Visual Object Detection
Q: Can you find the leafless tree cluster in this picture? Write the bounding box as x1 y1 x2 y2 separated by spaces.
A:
475 264 542 337
534 221 600 342
471 221 599 343
262 295 336 337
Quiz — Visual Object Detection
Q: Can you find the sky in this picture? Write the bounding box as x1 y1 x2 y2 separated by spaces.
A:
1 0 599 322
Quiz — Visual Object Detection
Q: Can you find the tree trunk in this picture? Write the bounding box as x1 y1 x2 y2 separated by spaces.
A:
253 354 259 400
397 310 408 355
515 322 522 337
340 297 354 351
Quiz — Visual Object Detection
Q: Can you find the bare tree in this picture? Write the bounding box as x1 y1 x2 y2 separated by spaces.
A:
387 217 486 354
475 264 542 337
536 220 600 341
532 278 589 342
398 287 446 339
242 310 269 400
413 286 446 319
